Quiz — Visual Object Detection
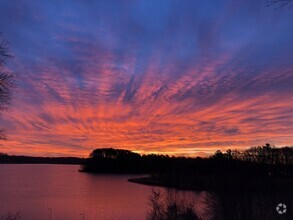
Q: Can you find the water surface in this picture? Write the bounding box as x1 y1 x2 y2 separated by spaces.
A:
0 164 156 219
0 164 291 220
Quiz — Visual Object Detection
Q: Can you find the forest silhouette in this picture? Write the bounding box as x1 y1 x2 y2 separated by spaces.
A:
82 144 293 192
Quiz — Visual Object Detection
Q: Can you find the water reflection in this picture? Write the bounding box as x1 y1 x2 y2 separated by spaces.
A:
0 165 291 220
0 164 153 219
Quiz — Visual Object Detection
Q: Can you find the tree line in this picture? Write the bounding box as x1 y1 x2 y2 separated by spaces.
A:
0 153 84 164
82 143 293 177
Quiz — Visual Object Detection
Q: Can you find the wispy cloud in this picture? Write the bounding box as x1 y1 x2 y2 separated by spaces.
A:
0 0 292 156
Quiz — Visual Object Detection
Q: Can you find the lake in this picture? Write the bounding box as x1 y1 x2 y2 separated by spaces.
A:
0 164 291 220
0 164 207 220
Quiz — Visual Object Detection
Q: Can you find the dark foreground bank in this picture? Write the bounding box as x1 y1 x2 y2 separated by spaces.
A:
128 175 293 192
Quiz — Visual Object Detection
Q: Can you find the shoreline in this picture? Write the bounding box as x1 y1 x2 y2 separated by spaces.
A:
128 176 293 192
128 176 205 191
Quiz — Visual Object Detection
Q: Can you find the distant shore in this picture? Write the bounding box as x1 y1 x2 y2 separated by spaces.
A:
0 153 84 165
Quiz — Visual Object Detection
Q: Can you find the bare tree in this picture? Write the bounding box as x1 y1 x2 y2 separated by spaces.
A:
0 36 14 139
147 189 199 220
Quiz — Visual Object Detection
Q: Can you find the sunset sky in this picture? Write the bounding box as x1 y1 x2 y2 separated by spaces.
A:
0 0 292 157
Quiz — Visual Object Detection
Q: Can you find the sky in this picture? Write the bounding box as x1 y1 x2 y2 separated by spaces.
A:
0 0 292 157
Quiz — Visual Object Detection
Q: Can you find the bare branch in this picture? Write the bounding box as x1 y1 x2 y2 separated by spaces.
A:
0 35 14 140
0 39 13 66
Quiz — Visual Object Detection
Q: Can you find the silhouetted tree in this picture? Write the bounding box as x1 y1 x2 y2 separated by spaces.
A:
147 189 198 220
0 35 14 139
90 148 141 159
213 150 224 159
225 149 232 160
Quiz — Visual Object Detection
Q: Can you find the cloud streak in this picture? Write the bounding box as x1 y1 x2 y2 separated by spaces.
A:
0 0 292 156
